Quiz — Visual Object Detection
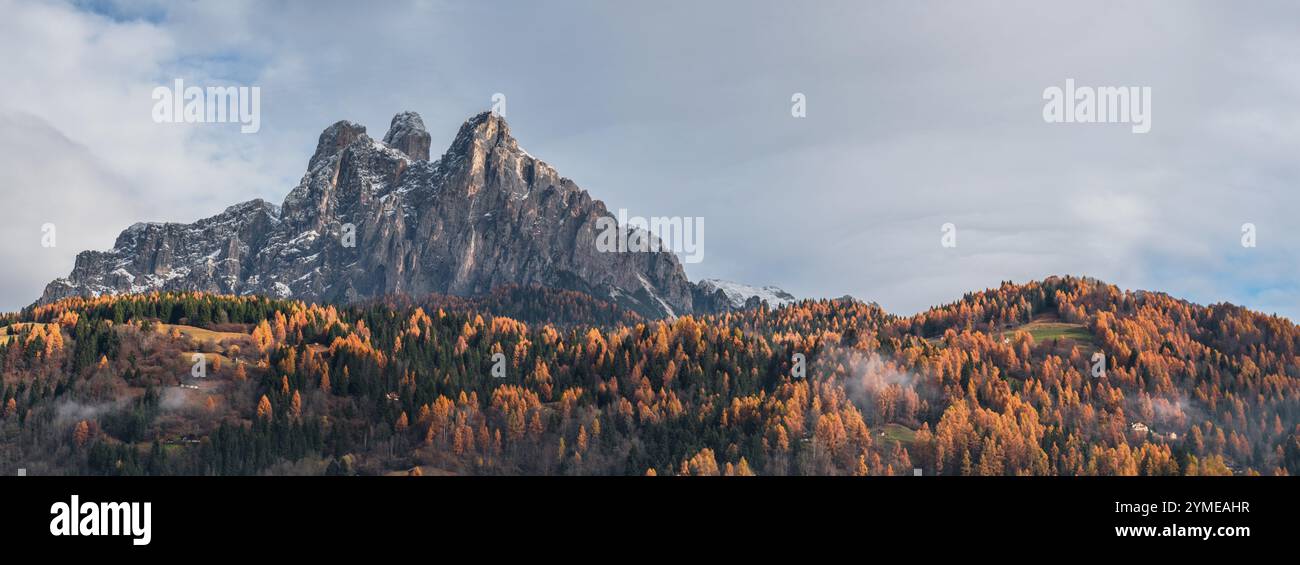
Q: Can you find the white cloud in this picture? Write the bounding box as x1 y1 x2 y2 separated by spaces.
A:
0 0 286 310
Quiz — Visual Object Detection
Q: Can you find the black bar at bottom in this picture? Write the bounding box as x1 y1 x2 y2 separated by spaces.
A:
4 476 1289 556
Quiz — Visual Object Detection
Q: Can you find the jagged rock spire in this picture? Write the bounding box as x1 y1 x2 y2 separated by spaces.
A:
383 111 431 161
309 120 367 171
444 111 517 159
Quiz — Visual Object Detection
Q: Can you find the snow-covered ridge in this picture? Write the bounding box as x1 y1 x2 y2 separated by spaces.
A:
697 279 796 308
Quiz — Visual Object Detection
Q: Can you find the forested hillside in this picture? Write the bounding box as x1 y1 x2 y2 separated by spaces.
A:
1 277 1296 476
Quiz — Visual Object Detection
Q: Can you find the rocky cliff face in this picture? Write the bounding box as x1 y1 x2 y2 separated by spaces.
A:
42 111 697 317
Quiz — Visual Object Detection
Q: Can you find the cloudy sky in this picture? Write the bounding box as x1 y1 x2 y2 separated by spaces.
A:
1 0 1297 319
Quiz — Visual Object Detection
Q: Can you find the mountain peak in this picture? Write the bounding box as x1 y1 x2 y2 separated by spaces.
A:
695 279 797 310
41 109 696 318
382 111 431 161
446 111 517 159
309 120 367 171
